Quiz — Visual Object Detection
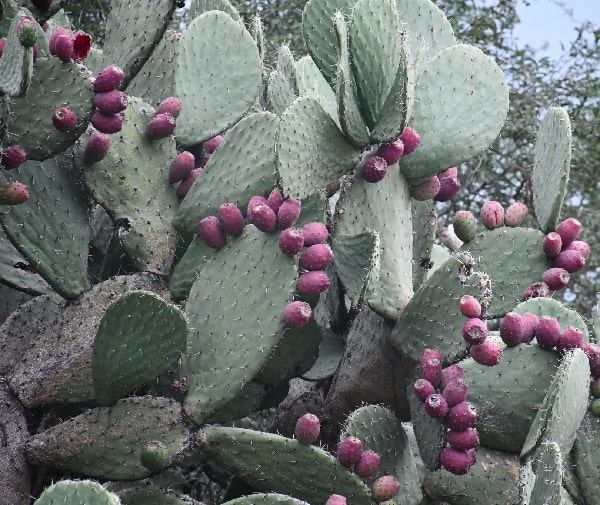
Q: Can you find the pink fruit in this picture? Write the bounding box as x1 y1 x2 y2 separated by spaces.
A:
204 135 224 154
217 203 244 236
266 187 285 214
196 154 211 168
93 90 128 115
52 106 78 132
295 413 320 445
355 449 381 478
299 244 334 271
446 401 477 431
156 97 183 118
411 175 441 201
555 217 581 247
176 168 202 199
375 140 404 165
1 145 28 170
470 339 503 366
168 151 195 184
446 428 479 451
564 240 590 259
372 476 400 502
554 250 585 273
583 343 600 379
248 203 277 233
49 27 73 62
442 378 470 407
277 198 302 229
247 195 267 216
413 378 436 402
459 295 482 318
362 156 388 183
541 267 570 290
543 232 563 258
198 216 226 250
535 316 561 350
91 112 124 134
71 30 92 62
0 181 29 205
296 270 330 296
424 393 449 418
420 348 442 365
83 130 110 164
438 167 458 179
433 175 461 202
462 318 488 345
523 281 550 300
337 436 363 467
279 227 305 256
301 222 329 246
521 312 539 344
504 202 528 227
0 38 6 57
145 112 176 140
453 210 477 243
441 365 465 388
440 447 476 475
557 326 584 355
421 357 442 388
399 126 420 155
480 201 504 229
499 312 525 347
325 495 346 505
93 64 125 93
282 300 312 328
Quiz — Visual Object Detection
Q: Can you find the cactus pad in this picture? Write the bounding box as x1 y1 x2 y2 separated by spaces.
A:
223 494 310 505
0 11 33 96
528 442 563 505
34 480 121 505
267 69 296 115
574 413 600 505
168 236 217 301
408 386 445 470
295 55 340 128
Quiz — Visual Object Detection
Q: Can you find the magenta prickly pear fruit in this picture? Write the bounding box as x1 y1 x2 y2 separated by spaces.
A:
282 300 312 328
325 495 346 505
399 126 420 155
145 112 176 140
424 393 449 418
523 281 550 300
83 130 110 164
543 232 563 258
247 195 267 216
441 364 465 388
217 203 244 237
541 267 570 290
375 139 404 165
459 295 482 318
554 249 585 273
421 357 442 388
301 222 329 246
1 145 28 170
504 202 528 227
0 38 6 57
446 427 480 451
196 154 211 168
413 378 436 402
438 166 458 179
71 30 92 62
198 216 226 250
411 175 441 201
453 210 477 243
564 240 591 259
420 348 442 364
176 168 202 199
499 312 525 347
277 197 302 229
480 201 505 229
52 106 78 132
433 175 460 202
440 447 476 475
583 343 600 379
521 312 539 344
49 27 73 62
355 450 381 478
462 318 488 345
299 244 334 271
535 316 561 350
470 339 503 366
16 16 38 48
94 64 125 92
446 401 477 431
555 217 581 247
296 270 330 296
204 135 224 154
591 378 600 398
93 90 128 115
336 436 363 467
266 187 285 214
279 227 305 256
362 156 388 183
91 112 124 134
0 181 29 205
156 97 183 118
294 413 320 445
372 475 400 502
557 326 584 355
168 151 195 184
443 378 470 407
248 203 277 233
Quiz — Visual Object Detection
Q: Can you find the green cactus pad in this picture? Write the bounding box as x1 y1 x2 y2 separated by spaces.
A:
528 442 563 505
34 480 121 505
277 96 360 200
331 230 379 310
399 44 509 180
6 56 94 160
302 329 345 381
407 386 445 470
0 283 31 324
267 69 296 115
173 111 278 232
168 236 217 301
182 225 297 425
277 45 297 88
174 11 261 145
343 405 422 503
574 413 600 505
0 12 33 96
333 11 370 148
25 396 189 480
463 227 550 317
532 106 571 232
101 0 175 86
83 47 104 76
427 244 451 280
295 56 340 128
411 200 436 290
186 0 241 21
521 348 590 460
0 154 90 299
206 381 266 423
224 494 310 505
79 98 179 275
199 426 372 505
391 252 488 363
92 291 188 406
333 170 413 321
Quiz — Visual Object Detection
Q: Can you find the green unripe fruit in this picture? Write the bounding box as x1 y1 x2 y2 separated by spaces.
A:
590 399 600 417
140 440 169 472
16 16 38 48
453 210 477 243
591 378 600 398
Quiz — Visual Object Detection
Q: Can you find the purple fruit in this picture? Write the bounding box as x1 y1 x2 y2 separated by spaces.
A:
557 326 584 355
94 90 128 115
176 168 202 199
446 428 479 451
440 447 476 475
564 240 591 259
499 312 525 347
145 112 176 140
279 227 305 256
375 140 404 165
399 126 420 155
424 393 449 418
441 365 465 388
248 203 277 233
433 175 461 202
523 281 550 300
325 495 346 505
71 30 92 62
296 270 330 296
462 318 488 345
354 450 381 478
480 201 504 230
438 167 458 179
198 216 226 250
196 154 211 168
218 203 244 236
453 210 477 243
446 401 477 431
169 151 195 184
459 295 482 318
91 112 124 134
410 175 441 201
362 156 388 183
1 145 28 170
535 316 561 350
277 198 301 229
521 312 539 344
93 64 125 93
413 378 436 402
52 106 78 132
83 130 110 164
156 97 182 118
420 348 442 366
470 339 503 366
204 135 224 154
554 250 585 273
266 187 285 214
421 357 442 388
442 378 470 407
371 476 399 502
49 28 73 62
299 244 334 271
541 267 570 290
336 436 363 467
504 202 528 227
583 343 600 379
301 222 329 246
543 232 563 258
0 181 29 205
247 195 267 216
282 300 312 328
295 413 320 445
555 217 581 247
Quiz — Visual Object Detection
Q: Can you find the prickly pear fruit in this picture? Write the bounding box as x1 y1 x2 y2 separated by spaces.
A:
295 413 320 445
140 441 168 472
217 203 244 236
83 130 110 164
52 106 78 132
453 210 477 243
302 222 329 246
441 365 465 388
442 378 470 407
49 27 73 62
1 145 28 170
337 436 363 467
541 267 570 290
372 475 400 502
591 378 600 398
459 295 482 318
354 450 381 478
523 281 550 300
168 151 195 184
424 393 449 418
554 249 585 273
564 240 591 259
433 175 460 202
296 270 330 296
399 126 420 155
590 399 600 417
299 244 334 271
248 203 277 233
411 175 441 201
94 90 128 115
156 97 183 118
480 201 505 229
499 312 525 347
543 232 563 258
198 215 226 250
446 401 477 431
266 187 285 214
535 316 561 350
438 167 458 179
145 112 176 140
462 318 488 345
470 339 503 366
421 357 442 388
204 135 224 154
440 447 476 475
375 139 404 165
555 217 581 247
362 156 388 183
16 16 38 47
91 112 124 134
446 427 479 451
176 168 202 199
196 154 211 168
0 181 29 205
247 195 267 216
521 312 539 344
557 326 584 355
413 378 436 402
71 30 92 62
277 198 301 229
583 343 600 378
94 64 125 92
279 227 305 256
282 300 312 327
504 202 528 227
325 495 346 505
0 38 6 57
421 348 442 364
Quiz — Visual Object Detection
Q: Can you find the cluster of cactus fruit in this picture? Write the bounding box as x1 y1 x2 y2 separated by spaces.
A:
0 0 599 504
